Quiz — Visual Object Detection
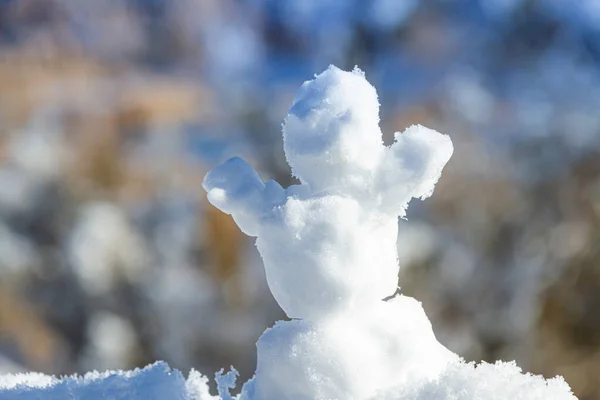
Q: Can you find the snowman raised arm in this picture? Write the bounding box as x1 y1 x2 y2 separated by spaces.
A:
203 66 453 320
378 124 454 217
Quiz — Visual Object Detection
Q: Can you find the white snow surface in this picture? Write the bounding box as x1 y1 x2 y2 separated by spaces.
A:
241 296 456 400
0 362 196 400
371 360 576 400
0 360 576 400
0 66 577 399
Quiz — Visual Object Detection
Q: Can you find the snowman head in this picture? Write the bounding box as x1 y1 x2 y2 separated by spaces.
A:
282 66 384 193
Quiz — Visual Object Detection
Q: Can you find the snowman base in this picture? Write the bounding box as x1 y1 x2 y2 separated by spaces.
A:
243 296 457 400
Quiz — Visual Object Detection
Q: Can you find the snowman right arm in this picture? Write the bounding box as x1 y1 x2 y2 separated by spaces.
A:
378 125 453 216
203 157 268 236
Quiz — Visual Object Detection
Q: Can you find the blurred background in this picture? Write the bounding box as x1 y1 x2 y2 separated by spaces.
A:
0 0 599 398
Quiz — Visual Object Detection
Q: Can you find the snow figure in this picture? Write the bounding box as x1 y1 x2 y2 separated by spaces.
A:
203 66 457 399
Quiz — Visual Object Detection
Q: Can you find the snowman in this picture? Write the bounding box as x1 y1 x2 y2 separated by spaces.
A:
203 66 457 399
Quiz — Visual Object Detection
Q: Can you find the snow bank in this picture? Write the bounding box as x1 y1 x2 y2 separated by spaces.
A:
0 66 577 399
0 362 191 400
0 360 576 400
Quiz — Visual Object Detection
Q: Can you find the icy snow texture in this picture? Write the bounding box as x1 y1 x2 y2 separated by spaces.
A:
241 296 456 400
204 66 453 319
0 360 576 400
371 361 576 400
0 66 577 399
0 362 198 400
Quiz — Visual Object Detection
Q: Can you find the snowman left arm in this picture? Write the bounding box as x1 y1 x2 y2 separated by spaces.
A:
202 157 267 236
378 125 453 216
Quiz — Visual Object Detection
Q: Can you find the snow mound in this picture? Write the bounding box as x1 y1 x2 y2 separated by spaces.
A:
0 362 190 400
372 360 577 400
0 358 577 400
241 296 456 399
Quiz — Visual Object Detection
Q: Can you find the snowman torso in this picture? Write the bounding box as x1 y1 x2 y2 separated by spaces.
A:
256 193 399 319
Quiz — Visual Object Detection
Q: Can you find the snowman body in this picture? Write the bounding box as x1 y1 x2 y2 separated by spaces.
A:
203 66 456 399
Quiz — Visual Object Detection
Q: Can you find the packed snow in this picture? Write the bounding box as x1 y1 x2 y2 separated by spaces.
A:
0 66 577 399
0 362 189 400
